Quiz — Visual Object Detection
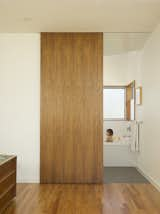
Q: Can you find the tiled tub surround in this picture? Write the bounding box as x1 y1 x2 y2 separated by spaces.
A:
103 121 138 166
103 120 134 143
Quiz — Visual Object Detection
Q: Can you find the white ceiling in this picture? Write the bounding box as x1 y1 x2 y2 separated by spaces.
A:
0 0 160 32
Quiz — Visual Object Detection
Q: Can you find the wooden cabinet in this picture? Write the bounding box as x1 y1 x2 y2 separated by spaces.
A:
0 155 16 213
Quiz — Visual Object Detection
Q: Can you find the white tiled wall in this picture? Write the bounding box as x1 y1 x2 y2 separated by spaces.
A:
103 120 133 142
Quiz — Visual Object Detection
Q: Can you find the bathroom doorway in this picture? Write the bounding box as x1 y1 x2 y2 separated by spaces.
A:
103 33 149 183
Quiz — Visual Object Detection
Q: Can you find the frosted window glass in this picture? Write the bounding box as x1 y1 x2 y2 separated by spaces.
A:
103 88 125 119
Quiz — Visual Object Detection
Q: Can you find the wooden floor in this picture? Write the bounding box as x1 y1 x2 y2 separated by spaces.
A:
3 184 160 214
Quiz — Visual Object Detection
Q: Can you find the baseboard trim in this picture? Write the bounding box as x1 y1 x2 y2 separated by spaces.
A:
136 167 160 192
17 179 39 183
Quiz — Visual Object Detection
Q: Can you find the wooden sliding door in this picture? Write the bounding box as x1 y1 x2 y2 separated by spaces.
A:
40 33 103 183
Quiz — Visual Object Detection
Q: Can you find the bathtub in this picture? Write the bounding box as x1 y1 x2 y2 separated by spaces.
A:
103 141 137 167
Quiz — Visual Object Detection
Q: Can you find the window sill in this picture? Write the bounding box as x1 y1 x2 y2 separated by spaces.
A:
103 142 130 146
103 119 135 122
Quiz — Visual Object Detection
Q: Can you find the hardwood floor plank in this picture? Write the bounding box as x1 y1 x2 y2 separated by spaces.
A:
3 184 160 214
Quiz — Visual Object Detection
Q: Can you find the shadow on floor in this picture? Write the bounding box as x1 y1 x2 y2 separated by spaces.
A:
104 167 150 184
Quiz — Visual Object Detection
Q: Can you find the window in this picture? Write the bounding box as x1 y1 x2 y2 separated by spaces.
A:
103 87 126 120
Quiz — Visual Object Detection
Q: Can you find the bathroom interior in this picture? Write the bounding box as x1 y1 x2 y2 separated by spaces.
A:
103 32 149 183
1 28 160 212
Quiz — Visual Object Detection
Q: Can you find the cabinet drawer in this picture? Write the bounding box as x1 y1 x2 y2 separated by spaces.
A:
0 172 16 196
0 185 16 213
0 158 16 180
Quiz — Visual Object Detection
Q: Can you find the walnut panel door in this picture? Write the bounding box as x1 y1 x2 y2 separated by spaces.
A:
41 33 103 183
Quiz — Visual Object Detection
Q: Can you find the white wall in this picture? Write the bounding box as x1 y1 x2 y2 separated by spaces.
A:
0 34 40 183
103 51 142 86
103 54 129 85
137 24 160 189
